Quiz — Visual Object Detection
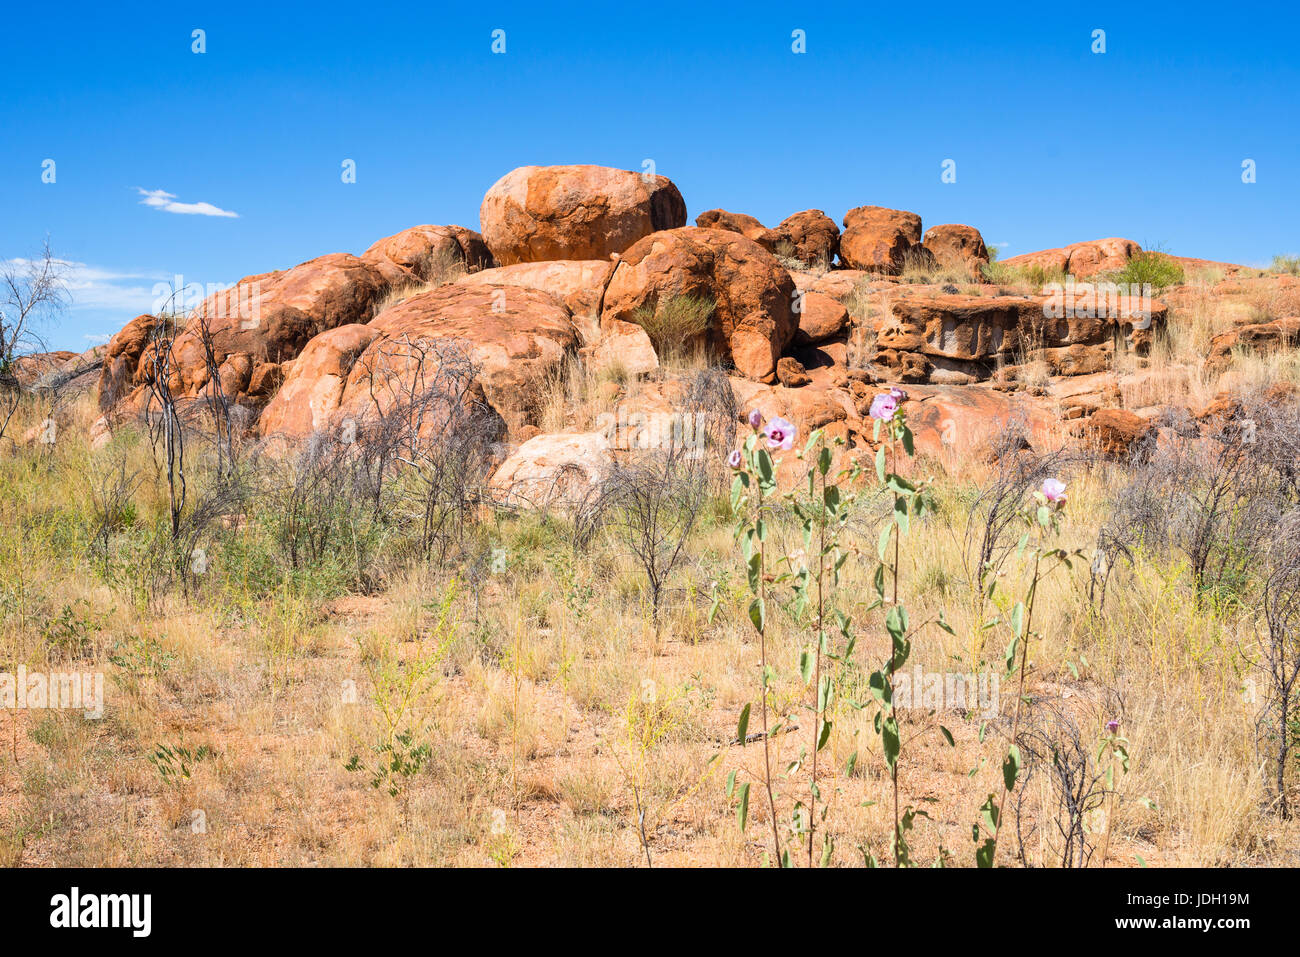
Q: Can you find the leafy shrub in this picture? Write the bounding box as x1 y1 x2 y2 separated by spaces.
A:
1111 251 1185 290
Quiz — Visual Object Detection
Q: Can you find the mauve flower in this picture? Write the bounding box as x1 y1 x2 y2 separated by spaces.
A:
868 394 898 421
764 416 796 451
727 449 743 470
1042 478 1067 504
889 387 909 402
747 408 763 430
1106 719 1120 734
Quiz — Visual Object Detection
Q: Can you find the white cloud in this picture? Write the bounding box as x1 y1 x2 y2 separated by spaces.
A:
2 258 170 313
136 187 238 218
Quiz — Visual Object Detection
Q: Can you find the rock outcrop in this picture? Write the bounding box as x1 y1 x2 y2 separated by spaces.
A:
259 283 578 440
922 224 989 273
1000 238 1141 278
361 224 493 284
480 165 686 265
872 292 1167 385
600 227 798 383
839 206 923 274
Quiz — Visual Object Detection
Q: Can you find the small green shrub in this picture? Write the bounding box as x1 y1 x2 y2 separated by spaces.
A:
1111 251 1185 290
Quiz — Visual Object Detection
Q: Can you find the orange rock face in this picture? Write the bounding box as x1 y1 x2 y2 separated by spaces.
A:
97 314 162 411
361 224 493 284
697 208 840 269
600 227 798 383
695 209 771 244
259 283 578 440
839 206 923 274
1000 238 1141 277
772 210 839 268
871 292 1167 384
149 253 389 407
922 224 989 272
453 260 615 343
794 291 849 345
1085 408 1152 457
480 165 686 265
1207 317 1300 372
258 323 383 437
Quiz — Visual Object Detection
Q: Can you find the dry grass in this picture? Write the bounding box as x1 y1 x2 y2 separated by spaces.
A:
371 248 469 315
1 348 1298 868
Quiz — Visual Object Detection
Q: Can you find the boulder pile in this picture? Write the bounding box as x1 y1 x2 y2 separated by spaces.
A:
88 163 1234 496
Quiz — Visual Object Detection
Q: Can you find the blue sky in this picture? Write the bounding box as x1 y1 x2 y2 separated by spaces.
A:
3 1 1297 351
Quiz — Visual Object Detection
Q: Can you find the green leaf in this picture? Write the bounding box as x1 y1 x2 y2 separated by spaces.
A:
748 597 766 633
1002 744 1021 792
901 425 915 457
736 703 751 745
882 716 900 769
725 769 737 798
1010 602 1025 638
817 718 832 751
737 782 750 830
818 445 833 476
877 523 892 561
875 445 887 484
800 649 814 684
895 504 910 537
868 669 891 706
939 725 955 747
979 793 999 833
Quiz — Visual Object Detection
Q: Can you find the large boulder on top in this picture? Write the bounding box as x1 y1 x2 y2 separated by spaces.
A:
839 206 923 274
695 208 840 268
773 210 840 268
695 209 772 244
479 165 686 265
258 283 579 441
361 225 494 285
922 224 989 273
600 227 799 383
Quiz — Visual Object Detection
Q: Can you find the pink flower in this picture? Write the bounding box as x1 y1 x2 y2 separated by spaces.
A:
1106 719 1120 734
747 408 763 430
889 387 909 402
868 394 898 421
1041 478 1067 504
764 416 796 451
726 449 743 470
